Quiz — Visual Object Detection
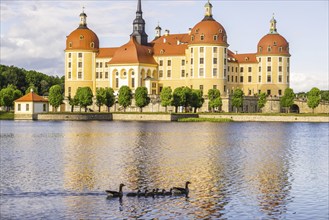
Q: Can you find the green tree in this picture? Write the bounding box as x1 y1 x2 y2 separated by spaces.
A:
0 85 23 111
232 88 244 112
172 87 184 113
321 90 329 101
96 88 106 112
208 89 222 112
307 87 321 113
75 87 93 112
135 87 150 112
280 88 295 113
182 87 192 112
48 85 63 112
160 87 172 112
118 86 132 112
104 87 115 112
257 92 268 112
68 94 78 113
190 89 204 113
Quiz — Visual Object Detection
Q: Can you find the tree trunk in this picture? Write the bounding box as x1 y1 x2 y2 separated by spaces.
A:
107 106 110 113
71 105 74 112
124 107 126 112
85 107 87 112
99 106 101 112
165 106 167 113
194 108 197 113
175 106 178 113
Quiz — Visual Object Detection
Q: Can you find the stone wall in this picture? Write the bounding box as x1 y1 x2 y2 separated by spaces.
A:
14 114 37 120
37 113 112 121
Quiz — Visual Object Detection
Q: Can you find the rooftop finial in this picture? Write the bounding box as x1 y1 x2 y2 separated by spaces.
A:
79 6 87 28
203 0 214 21
269 13 277 34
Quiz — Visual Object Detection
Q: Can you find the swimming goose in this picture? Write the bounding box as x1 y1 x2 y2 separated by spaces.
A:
172 181 191 195
138 189 147 197
106 183 125 197
146 189 156 198
164 188 173 196
127 189 140 197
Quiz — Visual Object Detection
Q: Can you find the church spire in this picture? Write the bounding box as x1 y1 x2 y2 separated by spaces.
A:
269 13 277 34
203 0 214 21
79 7 88 29
131 0 148 45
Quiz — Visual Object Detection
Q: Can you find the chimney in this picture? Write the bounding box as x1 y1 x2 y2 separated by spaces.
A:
164 29 170 36
188 28 192 35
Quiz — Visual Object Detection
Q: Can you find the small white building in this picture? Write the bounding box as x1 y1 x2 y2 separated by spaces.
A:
14 91 49 120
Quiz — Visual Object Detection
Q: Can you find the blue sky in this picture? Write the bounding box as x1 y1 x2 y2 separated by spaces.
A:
1 0 328 92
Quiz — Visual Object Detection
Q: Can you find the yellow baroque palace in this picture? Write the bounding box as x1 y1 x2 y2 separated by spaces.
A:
64 0 290 111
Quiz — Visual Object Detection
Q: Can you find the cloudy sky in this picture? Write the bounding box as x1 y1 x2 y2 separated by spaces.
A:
1 0 328 92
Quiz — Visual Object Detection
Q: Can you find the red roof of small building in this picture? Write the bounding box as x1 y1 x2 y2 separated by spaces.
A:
151 34 189 56
15 92 48 103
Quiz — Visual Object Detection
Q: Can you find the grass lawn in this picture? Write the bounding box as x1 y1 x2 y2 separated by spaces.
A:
0 111 14 120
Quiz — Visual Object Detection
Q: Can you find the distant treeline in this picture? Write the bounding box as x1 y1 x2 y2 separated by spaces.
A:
0 64 64 96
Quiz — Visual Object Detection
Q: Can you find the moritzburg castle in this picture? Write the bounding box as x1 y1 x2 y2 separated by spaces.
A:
64 0 290 112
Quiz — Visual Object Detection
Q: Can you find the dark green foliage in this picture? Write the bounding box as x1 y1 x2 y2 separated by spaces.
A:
232 88 244 112
135 87 150 112
68 95 78 113
74 87 93 112
307 87 321 113
48 85 63 112
118 86 132 112
321 90 329 101
182 87 192 112
25 85 39 94
96 88 106 112
280 88 295 113
172 87 185 113
160 87 172 112
208 89 222 112
104 88 115 112
0 65 63 96
0 85 23 111
257 92 268 111
190 89 204 113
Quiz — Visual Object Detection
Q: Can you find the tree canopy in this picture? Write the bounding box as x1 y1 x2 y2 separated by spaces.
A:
74 87 93 112
0 85 23 111
208 89 222 112
118 86 132 112
48 85 64 111
232 88 244 112
160 87 172 112
307 87 321 113
190 89 204 113
135 87 150 112
257 92 268 111
280 88 295 113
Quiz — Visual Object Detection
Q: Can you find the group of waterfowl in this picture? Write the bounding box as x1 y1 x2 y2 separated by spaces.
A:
106 181 191 198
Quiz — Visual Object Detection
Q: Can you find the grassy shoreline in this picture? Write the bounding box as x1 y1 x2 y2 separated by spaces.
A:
0 112 14 120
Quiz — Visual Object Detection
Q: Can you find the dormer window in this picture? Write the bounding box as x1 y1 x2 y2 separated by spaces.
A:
267 46 271 52
279 47 283 52
160 49 164 54
90 42 94 48
191 36 194 41
223 35 227 41
245 57 249 61
213 35 218 41
273 41 277 46
79 35 84 40
69 42 72 48
201 35 204 41
196 28 199 33
259 46 262 52
219 29 223 33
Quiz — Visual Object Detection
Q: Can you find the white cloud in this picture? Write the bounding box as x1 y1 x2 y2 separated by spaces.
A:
291 72 329 93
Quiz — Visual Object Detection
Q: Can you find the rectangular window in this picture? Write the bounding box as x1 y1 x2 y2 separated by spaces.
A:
248 67 252 72
68 53 71 58
248 90 252 95
224 69 227 77
224 85 226 93
279 89 282 96
68 72 71 79
267 66 271 72
259 57 261 62
267 75 271 82
167 70 171 77
200 47 204 53
267 57 271 62
213 35 218 41
267 90 271 95
213 68 217 76
100 72 103 79
199 68 204 77
224 48 227 53
100 63 103 68
105 72 109 78
213 58 217 64
287 75 290 83
78 62 82 68
279 66 282 72
26 104 29 111
248 76 252 83
191 58 193 65
68 87 71 96
258 75 261 83
167 60 171 66
213 47 217 53
96 72 99 79
199 85 204 91
43 104 46 112
159 70 163 77
235 67 238 73
231 76 234 82
279 57 282 62
132 78 135 88
181 70 185 77
181 60 185 66
96 62 99 68
190 68 193 77
200 58 204 64
235 76 238 82
224 59 227 65
240 76 244 83
78 53 82 58
240 67 244 72
279 75 282 83
78 72 82 79
191 48 193 53
115 78 119 88
18 104 21 111
159 60 163 66
259 66 261 72
68 62 71 68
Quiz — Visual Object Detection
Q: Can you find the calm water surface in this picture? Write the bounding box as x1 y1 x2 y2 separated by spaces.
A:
0 120 328 219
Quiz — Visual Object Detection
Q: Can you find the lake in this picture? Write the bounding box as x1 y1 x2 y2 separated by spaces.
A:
0 120 328 219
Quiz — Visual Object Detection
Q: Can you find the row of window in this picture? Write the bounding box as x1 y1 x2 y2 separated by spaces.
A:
190 47 227 54
226 74 288 84
96 72 109 79
259 46 289 53
17 103 47 112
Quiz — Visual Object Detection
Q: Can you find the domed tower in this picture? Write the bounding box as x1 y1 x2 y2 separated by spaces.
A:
65 8 99 98
188 0 229 95
256 15 290 96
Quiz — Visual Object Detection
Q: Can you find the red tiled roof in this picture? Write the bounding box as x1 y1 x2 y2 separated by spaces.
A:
109 37 157 65
151 34 189 56
230 53 258 64
15 92 48 102
97 48 118 58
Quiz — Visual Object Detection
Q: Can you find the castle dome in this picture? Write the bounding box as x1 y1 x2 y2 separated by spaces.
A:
189 1 228 45
65 10 99 51
257 15 290 56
